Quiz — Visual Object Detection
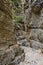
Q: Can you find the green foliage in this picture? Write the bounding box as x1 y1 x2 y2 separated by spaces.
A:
14 15 24 23
11 0 21 7
11 0 23 23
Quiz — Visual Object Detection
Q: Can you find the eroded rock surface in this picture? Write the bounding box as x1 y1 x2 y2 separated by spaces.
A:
24 0 43 45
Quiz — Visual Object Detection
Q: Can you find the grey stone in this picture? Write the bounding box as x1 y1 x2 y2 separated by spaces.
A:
30 40 43 49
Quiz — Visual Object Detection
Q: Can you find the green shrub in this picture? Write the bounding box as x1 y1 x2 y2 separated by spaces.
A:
14 15 24 23
11 0 21 7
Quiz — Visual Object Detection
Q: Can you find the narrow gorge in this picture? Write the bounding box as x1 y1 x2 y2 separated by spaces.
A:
0 0 43 65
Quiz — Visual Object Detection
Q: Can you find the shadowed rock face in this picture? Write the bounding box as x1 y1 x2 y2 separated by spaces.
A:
0 0 14 45
0 0 24 65
31 0 43 14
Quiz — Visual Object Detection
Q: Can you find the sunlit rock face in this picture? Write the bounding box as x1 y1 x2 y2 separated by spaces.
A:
0 0 24 65
29 1 43 49
21 0 43 44
30 8 43 41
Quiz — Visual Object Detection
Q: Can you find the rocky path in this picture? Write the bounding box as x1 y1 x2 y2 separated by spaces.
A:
16 34 43 65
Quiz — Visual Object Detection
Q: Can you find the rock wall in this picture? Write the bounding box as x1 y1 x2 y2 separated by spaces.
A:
21 0 43 49
0 0 24 65
29 0 43 41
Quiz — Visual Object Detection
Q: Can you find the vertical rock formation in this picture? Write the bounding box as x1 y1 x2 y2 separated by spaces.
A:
21 0 43 48
29 0 43 40
0 0 24 65
28 0 43 49
21 0 32 40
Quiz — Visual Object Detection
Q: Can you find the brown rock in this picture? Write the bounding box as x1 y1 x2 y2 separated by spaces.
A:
0 0 24 65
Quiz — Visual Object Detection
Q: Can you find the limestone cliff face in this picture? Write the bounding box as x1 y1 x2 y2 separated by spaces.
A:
21 0 43 44
0 0 24 65
23 0 43 28
29 0 43 42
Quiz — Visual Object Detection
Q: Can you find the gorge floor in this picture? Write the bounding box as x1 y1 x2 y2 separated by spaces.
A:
17 34 43 65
